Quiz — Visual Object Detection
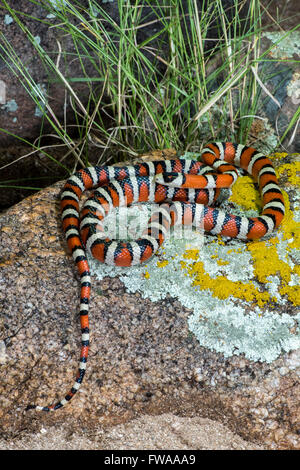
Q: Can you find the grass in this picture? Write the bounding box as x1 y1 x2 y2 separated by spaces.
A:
0 0 299 182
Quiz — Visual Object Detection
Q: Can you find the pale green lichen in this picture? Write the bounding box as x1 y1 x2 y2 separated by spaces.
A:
1 99 18 112
48 0 67 9
88 153 300 363
263 31 300 58
4 15 13 25
32 83 47 117
33 36 41 46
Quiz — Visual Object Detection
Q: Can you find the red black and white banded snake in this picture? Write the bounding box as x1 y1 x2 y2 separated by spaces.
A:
26 142 285 411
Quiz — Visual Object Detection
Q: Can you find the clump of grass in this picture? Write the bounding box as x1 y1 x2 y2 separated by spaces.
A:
0 0 299 176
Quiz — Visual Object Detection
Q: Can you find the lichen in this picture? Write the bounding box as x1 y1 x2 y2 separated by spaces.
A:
4 15 13 25
275 160 300 187
180 253 271 308
1 99 18 112
229 175 262 211
48 0 67 9
286 72 300 104
33 36 41 46
88 152 300 363
263 31 300 59
157 260 169 268
32 83 47 117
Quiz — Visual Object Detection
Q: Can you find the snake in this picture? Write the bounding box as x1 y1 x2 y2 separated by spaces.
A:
26 142 285 411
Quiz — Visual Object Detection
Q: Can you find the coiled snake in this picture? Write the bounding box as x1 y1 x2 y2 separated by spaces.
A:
26 142 285 411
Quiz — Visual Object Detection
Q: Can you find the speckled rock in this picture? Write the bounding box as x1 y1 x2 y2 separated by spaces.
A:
0 1 89 148
0 413 264 450
0 167 299 449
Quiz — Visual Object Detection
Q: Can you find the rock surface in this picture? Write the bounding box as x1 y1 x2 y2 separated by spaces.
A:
0 413 263 450
0 175 299 449
0 1 87 147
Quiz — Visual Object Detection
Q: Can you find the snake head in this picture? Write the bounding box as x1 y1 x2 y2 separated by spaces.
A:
154 172 184 187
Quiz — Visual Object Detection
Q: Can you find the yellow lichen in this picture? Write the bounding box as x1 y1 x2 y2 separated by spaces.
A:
217 259 229 266
276 161 300 187
279 191 300 249
279 285 300 306
216 235 226 245
241 188 299 306
183 249 200 260
180 258 270 307
270 152 289 162
247 241 291 284
157 259 169 268
229 155 299 213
